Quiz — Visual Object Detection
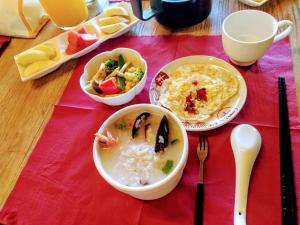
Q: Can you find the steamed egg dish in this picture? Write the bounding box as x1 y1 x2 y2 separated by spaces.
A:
159 64 239 122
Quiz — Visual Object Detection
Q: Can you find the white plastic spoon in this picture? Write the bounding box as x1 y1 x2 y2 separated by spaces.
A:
231 124 262 225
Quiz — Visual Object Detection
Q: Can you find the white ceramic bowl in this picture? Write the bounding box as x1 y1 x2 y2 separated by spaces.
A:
80 48 147 106
93 104 189 200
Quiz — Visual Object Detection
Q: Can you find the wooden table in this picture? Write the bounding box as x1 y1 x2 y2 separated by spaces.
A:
0 0 299 208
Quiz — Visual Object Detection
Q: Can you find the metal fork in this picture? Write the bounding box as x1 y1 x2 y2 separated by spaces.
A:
194 135 208 225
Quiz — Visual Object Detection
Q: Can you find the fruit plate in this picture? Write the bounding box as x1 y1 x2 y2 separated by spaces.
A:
14 2 139 82
149 56 247 132
238 0 269 7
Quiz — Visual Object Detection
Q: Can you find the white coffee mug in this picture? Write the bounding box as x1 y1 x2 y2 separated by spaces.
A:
222 10 293 66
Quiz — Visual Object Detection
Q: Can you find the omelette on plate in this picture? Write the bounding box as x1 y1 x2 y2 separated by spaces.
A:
159 64 239 122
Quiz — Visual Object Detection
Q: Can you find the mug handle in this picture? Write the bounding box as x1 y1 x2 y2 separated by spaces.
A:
274 20 294 42
130 0 163 21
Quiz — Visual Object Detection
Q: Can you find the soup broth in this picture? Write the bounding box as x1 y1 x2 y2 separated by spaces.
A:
99 109 183 187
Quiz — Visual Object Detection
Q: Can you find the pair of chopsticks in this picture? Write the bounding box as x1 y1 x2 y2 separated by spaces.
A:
278 77 298 225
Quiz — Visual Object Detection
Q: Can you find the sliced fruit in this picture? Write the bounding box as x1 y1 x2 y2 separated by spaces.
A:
114 16 130 24
103 6 129 18
77 27 88 34
23 60 54 77
15 49 49 67
65 31 79 54
99 22 128 34
98 16 129 26
84 23 101 36
35 44 57 59
65 31 98 55
78 33 98 48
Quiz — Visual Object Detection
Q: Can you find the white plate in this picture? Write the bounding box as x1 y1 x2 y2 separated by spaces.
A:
149 56 247 132
15 2 139 82
238 0 269 7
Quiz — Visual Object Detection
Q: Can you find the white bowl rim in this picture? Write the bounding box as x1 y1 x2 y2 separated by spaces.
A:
80 47 148 100
93 104 189 192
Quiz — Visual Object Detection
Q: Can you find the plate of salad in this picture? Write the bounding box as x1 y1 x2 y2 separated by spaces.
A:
80 48 147 106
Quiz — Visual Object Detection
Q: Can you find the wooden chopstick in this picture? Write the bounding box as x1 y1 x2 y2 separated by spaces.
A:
278 77 298 225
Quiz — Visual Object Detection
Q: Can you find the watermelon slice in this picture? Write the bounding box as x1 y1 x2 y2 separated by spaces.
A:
77 27 88 34
78 34 98 48
65 31 79 55
65 28 98 55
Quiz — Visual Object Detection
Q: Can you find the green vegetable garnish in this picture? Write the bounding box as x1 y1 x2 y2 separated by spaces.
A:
115 120 127 130
117 76 125 90
162 160 174 175
135 68 144 80
171 139 180 145
118 54 125 68
104 58 118 75
105 58 118 68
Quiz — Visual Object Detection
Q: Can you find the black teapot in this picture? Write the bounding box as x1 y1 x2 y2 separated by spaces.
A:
130 0 211 28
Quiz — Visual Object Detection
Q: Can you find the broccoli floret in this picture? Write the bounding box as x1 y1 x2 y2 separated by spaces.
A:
105 59 118 68
123 68 144 82
124 72 139 82
135 68 144 80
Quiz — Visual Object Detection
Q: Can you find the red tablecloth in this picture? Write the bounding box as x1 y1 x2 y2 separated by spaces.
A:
1 36 300 225
0 36 10 49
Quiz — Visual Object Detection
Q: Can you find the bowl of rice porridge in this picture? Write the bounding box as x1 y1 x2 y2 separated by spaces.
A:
93 104 188 200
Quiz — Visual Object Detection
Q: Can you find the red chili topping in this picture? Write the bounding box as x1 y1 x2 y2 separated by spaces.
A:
192 80 198 86
155 72 169 86
186 92 193 102
185 92 197 114
196 88 207 101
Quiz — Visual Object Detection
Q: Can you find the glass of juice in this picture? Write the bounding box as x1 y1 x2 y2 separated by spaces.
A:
39 0 88 30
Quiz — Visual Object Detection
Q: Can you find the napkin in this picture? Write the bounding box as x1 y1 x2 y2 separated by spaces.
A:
0 0 49 38
0 36 300 225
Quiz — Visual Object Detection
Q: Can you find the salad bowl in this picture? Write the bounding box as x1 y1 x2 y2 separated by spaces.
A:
80 48 147 106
